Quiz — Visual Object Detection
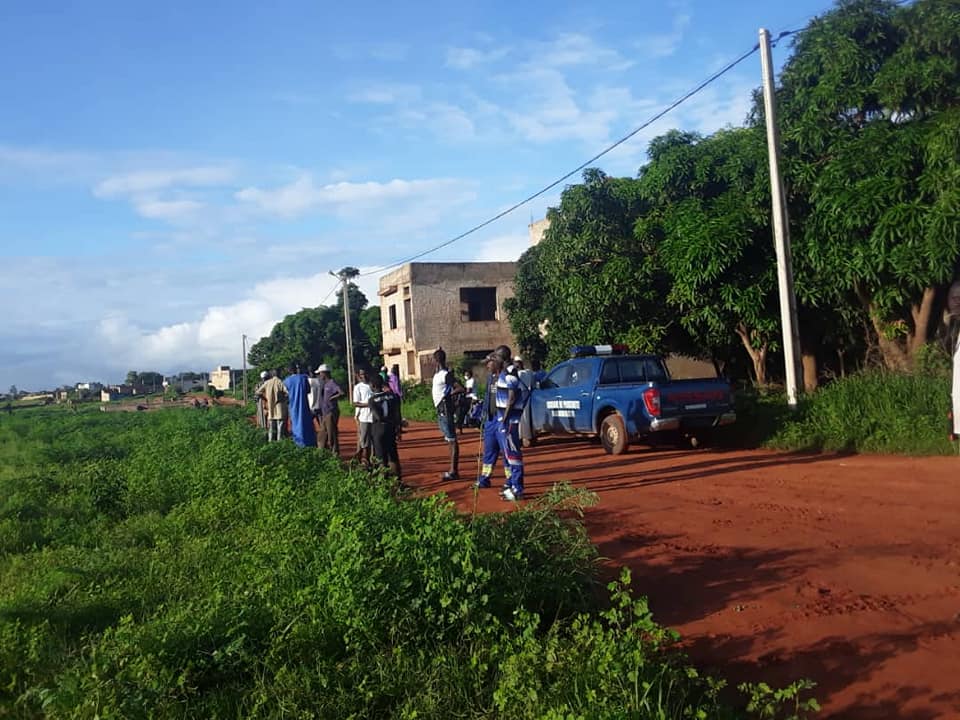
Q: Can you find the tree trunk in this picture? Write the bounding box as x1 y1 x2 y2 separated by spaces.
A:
801 352 818 392
855 285 910 371
736 324 768 386
908 286 937 361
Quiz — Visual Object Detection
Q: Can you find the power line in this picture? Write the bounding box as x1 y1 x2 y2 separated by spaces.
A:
320 279 340 306
359 39 764 278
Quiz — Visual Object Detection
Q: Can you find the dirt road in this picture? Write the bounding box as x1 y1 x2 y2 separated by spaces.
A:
349 420 960 719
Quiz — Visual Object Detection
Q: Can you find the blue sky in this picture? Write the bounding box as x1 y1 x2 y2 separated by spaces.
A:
1 0 830 390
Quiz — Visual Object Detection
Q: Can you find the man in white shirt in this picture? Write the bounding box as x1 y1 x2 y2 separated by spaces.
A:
352 369 374 465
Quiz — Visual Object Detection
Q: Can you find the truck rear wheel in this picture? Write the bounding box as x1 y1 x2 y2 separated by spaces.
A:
600 413 629 455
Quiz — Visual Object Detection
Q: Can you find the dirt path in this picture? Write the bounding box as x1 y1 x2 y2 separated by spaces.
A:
337 419 960 719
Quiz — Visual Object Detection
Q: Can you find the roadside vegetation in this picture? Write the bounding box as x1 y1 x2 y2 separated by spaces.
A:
0 406 817 719
505 0 959 393
731 369 953 455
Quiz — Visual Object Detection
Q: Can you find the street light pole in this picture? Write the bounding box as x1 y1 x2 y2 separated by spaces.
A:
330 270 356 397
759 27 802 407
242 334 248 405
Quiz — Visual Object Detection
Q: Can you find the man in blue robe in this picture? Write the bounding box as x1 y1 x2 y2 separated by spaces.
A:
284 364 316 448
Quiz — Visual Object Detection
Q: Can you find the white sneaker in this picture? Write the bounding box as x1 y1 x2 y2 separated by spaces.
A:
501 487 521 502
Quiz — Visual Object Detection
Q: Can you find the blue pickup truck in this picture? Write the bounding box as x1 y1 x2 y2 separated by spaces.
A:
526 348 735 454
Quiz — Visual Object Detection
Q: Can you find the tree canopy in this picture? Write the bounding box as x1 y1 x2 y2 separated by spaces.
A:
248 283 382 381
507 0 960 386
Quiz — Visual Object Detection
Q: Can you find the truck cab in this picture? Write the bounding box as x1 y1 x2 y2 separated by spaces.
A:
529 346 735 454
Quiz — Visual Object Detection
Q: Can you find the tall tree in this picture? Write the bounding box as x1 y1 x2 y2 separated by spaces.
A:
248 283 382 377
775 0 960 370
508 169 680 365
504 243 550 362
636 128 779 384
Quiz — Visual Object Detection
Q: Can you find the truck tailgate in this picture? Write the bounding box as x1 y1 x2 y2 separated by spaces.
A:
658 379 732 418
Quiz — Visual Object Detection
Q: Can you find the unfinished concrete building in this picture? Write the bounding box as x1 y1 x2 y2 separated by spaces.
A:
379 262 519 382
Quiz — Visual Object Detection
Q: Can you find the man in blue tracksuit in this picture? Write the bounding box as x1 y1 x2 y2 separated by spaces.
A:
475 353 506 490
475 345 525 501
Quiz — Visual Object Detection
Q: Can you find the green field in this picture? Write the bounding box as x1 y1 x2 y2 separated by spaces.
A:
0 406 816 719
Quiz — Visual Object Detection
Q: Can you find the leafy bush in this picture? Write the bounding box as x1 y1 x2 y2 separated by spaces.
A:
0 406 816 718
767 370 953 454
400 380 438 422
735 370 954 455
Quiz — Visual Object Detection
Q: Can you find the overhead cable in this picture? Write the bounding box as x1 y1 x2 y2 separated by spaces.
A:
358 39 766 278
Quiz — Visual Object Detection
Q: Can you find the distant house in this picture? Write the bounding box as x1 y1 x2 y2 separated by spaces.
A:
101 385 136 402
167 377 204 393
379 262 519 382
210 366 232 391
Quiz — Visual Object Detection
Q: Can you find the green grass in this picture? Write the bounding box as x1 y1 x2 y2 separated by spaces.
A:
0 406 816 719
399 380 439 422
729 370 954 455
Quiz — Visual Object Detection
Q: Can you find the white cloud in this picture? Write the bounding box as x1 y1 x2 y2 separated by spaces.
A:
133 198 205 224
472 233 529 262
91 266 389 376
635 11 692 59
446 45 510 69
235 175 473 220
93 166 234 198
333 42 409 62
347 83 422 105
494 66 626 146
96 272 337 371
534 33 634 71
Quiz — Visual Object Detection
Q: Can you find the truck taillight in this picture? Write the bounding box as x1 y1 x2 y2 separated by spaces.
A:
643 387 661 417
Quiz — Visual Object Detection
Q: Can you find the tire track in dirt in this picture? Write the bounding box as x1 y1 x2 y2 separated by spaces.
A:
341 420 960 719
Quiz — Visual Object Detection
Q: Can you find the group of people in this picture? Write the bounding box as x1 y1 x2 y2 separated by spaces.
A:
432 345 539 502
254 348 543 501
254 363 405 484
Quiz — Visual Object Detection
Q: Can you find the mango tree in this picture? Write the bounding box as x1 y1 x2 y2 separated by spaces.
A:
776 0 960 370
636 128 781 385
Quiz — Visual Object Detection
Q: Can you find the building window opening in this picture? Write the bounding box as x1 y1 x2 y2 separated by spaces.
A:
460 287 497 322
388 304 398 330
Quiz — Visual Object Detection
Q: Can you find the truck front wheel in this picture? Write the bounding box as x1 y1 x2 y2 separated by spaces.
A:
600 414 629 455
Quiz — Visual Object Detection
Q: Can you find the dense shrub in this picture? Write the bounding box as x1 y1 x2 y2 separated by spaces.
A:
0 406 814 718
753 370 954 455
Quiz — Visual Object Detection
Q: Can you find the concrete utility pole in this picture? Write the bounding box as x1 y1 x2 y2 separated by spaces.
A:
241 334 248 405
759 27 802 408
330 270 356 397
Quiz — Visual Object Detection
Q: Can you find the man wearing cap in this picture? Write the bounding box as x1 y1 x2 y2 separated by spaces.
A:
475 345 514 491
315 364 342 455
254 370 269 430
475 348 527 500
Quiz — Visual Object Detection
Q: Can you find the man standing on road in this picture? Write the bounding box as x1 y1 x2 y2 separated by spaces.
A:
308 367 324 436
432 347 464 480
352 369 374 466
368 374 403 485
943 280 960 441
261 370 288 442
475 345 513 490
515 356 536 447
495 353 527 501
314 364 342 455
284 364 316 448
475 356 500 489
